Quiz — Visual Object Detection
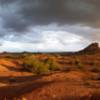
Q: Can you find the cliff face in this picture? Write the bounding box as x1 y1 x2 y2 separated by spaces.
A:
79 43 100 54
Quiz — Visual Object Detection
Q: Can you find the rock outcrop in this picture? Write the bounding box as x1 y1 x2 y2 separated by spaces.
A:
78 42 100 54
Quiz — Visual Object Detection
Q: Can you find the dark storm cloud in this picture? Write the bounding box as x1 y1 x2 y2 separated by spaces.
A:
19 0 100 26
0 0 15 4
0 0 100 32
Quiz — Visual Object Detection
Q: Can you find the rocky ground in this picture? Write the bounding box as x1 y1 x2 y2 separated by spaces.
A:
0 43 99 100
0 70 99 100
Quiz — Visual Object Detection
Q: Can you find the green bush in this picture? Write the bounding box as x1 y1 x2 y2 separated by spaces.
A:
23 56 49 74
75 58 84 70
22 56 60 74
36 63 49 74
45 58 60 71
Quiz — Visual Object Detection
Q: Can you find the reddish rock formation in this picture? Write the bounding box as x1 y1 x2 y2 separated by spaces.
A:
79 42 100 54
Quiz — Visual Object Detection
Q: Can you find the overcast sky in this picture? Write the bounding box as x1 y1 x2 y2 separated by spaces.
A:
0 0 100 52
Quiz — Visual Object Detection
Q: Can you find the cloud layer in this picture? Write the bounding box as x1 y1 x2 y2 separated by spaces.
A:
0 0 100 52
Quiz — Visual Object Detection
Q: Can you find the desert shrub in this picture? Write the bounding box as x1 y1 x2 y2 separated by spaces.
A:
34 62 49 74
36 65 49 74
22 56 49 74
45 57 60 71
22 56 60 74
75 58 84 70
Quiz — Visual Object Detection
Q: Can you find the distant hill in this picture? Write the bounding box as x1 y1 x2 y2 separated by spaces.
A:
77 42 100 54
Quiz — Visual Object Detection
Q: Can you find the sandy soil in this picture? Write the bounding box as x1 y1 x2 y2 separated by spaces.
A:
0 71 99 100
0 54 99 100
